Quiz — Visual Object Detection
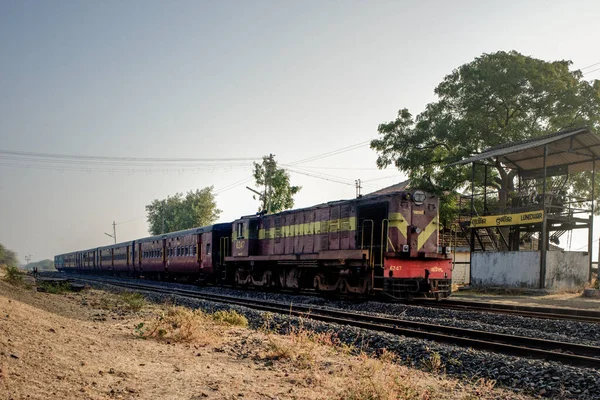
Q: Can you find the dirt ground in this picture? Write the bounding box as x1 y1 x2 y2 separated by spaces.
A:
452 289 600 310
0 274 533 400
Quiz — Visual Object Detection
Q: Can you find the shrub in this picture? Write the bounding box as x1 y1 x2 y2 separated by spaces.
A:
211 310 248 327
135 306 215 345
3 264 23 285
119 292 146 311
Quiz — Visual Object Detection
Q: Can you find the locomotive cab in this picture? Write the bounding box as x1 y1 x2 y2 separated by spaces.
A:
231 216 260 257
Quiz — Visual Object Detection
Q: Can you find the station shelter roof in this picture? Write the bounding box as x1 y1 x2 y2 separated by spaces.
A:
447 127 600 176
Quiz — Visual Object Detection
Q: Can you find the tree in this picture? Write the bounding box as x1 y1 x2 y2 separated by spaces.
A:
146 186 222 235
0 243 18 268
24 259 55 272
252 154 301 214
371 51 600 225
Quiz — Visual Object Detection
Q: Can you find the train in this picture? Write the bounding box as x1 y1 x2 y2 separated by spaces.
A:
55 188 452 300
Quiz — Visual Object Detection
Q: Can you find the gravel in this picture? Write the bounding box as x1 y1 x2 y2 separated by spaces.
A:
76 276 600 399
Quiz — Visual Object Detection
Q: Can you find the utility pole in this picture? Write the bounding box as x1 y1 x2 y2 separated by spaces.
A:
266 153 274 214
24 254 32 265
162 203 165 235
355 179 362 198
104 221 117 244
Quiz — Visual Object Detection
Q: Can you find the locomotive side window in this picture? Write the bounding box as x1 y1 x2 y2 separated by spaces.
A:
236 222 244 239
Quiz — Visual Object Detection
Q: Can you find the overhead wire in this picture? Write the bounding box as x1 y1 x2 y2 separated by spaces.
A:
287 140 371 166
583 67 600 77
580 61 600 71
0 149 258 163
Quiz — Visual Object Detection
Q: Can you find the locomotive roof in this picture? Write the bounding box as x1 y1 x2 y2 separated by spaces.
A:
235 186 419 220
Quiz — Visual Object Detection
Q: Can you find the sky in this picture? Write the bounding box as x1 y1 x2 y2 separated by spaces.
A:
1 0 600 263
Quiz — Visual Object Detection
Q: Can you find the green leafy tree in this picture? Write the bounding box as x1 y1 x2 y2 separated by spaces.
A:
146 186 222 235
371 51 600 225
253 154 301 214
0 243 18 268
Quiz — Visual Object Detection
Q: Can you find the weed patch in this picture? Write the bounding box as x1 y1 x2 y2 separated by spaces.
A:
341 353 423 400
211 310 248 327
37 280 72 294
135 306 217 345
119 292 146 311
421 351 445 374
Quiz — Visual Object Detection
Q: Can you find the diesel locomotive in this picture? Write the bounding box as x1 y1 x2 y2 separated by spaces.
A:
55 189 452 300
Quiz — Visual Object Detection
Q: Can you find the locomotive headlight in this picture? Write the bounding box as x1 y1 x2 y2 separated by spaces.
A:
413 190 426 205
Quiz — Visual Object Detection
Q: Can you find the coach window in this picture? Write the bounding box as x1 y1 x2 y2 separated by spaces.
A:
206 243 210 255
193 245 197 256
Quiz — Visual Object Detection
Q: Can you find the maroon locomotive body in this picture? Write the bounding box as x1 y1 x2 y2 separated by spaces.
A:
55 189 452 300
223 189 451 299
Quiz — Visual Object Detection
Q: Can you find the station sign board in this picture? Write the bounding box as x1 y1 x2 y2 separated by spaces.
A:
470 210 544 228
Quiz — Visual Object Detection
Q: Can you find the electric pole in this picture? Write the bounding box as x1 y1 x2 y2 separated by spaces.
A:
25 254 32 265
104 221 117 244
355 179 362 198
266 153 274 214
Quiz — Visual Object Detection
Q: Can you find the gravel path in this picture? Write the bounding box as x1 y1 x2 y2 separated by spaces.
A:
80 278 600 399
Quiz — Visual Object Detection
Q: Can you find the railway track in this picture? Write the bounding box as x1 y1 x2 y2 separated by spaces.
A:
71 276 600 369
420 299 600 324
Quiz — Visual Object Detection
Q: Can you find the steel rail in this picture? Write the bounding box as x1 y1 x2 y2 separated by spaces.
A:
72 276 600 369
419 299 600 324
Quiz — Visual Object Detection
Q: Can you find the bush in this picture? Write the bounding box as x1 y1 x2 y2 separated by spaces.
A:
211 310 248 327
135 306 215 344
119 292 146 311
2 264 23 285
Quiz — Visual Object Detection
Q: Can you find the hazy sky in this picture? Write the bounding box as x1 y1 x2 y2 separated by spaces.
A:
1 0 599 263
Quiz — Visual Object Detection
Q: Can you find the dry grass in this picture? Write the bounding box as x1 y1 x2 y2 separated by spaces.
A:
256 317 518 400
135 306 212 344
134 306 246 346
263 320 355 370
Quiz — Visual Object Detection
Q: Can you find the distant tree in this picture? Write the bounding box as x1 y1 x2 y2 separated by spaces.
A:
0 243 18 268
146 187 222 235
371 50 600 224
253 154 301 214
24 259 56 272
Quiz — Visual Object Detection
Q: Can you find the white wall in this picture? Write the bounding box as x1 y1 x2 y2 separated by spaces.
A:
545 251 588 290
471 251 540 288
471 251 589 290
451 251 471 285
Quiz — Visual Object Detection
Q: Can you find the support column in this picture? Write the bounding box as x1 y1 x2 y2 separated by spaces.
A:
589 158 596 282
469 162 476 286
540 145 548 289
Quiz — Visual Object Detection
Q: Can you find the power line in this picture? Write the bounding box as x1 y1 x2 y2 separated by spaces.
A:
583 66 600 77
287 140 371 166
286 168 356 186
580 61 600 71
290 165 381 171
215 176 254 194
0 149 259 163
